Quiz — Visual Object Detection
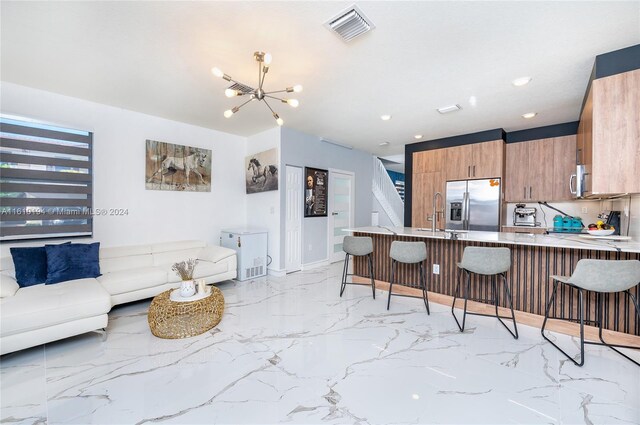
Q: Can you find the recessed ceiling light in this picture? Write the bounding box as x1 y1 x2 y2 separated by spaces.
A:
512 77 532 87
522 112 537 119
379 142 390 146
469 96 477 107
437 104 461 114
380 114 392 121
414 135 423 139
412 394 420 400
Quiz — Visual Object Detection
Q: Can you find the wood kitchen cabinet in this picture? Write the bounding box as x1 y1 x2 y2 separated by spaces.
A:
413 149 444 174
412 171 445 228
504 141 554 202
580 69 640 195
505 137 571 202
445 140 504 180
552 135 577 200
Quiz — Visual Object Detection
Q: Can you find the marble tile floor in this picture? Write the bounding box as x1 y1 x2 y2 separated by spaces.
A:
1 262 639 425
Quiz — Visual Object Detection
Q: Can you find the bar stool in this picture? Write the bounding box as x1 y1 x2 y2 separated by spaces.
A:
451 246 518 339
340 236 376 299
541 259 640 367
387 241 430 313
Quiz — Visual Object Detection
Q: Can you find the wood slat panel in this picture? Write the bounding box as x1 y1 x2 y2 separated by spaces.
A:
0 168 91 182
0 123 92 145
354 233 640 336
0 223 92 237
0 182 91 194
1 198 91 207
1 137 91 157
0 153 91 170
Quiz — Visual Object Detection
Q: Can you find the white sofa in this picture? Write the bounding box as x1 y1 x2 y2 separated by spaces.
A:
0 240 236 355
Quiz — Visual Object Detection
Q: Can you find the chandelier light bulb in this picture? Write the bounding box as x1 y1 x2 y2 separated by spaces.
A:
264 53 272 65
293 85 303 93
287 99 299 108
276 117 284 126
224 89 238 98
212 67 224 78
223 109 234 118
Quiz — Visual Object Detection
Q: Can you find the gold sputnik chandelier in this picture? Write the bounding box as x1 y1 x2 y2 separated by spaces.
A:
212 52 302 126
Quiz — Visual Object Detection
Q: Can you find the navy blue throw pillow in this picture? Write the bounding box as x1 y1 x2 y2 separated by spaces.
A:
10 242 71 287
10 246 48 287
45 242 101 285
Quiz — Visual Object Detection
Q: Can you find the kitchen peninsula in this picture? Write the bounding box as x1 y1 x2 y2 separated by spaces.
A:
347 227 640 337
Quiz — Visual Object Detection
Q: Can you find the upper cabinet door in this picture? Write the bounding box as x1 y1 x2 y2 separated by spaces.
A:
504 142 529 202
528 138 555 201
445 145 473 181
413 149 444 174
552 135 577 201
592 69 640 194
472 140 504 179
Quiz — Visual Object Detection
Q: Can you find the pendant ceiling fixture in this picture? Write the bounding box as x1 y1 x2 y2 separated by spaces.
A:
212 51 302 126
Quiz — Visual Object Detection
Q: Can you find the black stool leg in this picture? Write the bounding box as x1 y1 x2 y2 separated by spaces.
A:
541 281 585 366
369 253 376 299
420 262 430 314
340 254 349 297
497 273 518 339
387 259 395 310
594 291 640 367
451 269 469 332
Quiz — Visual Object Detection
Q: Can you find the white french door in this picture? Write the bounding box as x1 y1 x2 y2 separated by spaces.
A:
328 170 355 263
285 166 302 273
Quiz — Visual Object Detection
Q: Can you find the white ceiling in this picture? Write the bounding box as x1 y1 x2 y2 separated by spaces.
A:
2 1 639 157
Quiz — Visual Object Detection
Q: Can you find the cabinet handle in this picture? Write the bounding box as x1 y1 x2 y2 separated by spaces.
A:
473 165 476 177
468 166 471 177
576 148 582 165
524 187 527 200
529 186 532 199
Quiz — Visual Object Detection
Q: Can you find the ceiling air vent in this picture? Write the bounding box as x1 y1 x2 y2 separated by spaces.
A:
325 5 375 42
227 82 254 95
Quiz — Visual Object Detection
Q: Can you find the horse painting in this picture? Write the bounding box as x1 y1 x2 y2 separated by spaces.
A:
146 140 212 192
245 149 278 194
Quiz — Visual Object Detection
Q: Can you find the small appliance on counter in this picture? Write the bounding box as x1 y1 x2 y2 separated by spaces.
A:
513 204 537 227
551 215 584 233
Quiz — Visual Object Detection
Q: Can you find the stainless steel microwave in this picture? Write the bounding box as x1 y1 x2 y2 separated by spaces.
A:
570 164 590 198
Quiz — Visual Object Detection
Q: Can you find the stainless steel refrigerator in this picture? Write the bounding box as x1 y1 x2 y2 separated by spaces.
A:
445 179 501 231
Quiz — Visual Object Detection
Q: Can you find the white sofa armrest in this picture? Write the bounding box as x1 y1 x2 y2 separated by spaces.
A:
0 274 20 298
197 246 236 264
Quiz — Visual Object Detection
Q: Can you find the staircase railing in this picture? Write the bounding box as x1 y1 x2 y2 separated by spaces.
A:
372 157 404 226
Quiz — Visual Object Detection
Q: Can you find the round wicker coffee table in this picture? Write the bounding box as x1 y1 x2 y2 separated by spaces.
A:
147 287 224 339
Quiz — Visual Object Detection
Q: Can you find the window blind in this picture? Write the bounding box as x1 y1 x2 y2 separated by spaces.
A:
0 117 93 241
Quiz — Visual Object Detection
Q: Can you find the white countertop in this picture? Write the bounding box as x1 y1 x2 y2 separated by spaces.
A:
345 226 640 253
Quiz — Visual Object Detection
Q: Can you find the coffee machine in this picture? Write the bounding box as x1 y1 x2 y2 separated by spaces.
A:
513 204 537 227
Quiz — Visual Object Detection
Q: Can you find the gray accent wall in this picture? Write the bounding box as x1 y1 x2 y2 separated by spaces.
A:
279 127 373 268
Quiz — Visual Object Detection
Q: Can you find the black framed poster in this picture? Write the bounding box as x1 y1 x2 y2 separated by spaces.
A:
304 167 328 217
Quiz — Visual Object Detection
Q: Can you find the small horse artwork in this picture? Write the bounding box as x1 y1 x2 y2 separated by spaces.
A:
145 140 212 192
245 148 278 194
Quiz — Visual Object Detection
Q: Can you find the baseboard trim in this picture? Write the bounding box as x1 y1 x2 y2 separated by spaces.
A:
301 259 330 271
267 268 287 277
353 277 640 347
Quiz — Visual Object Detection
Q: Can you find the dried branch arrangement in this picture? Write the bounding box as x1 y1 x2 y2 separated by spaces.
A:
172 258 198 281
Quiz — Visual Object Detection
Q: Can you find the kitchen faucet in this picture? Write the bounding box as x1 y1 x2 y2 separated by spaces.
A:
428 191 444 232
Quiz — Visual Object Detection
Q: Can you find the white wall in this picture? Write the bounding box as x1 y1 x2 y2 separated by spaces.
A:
280 127 373 267
0 83 247 256
245 127 282 273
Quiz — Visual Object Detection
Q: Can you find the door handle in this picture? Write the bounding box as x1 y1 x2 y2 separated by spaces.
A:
332 212 338 216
